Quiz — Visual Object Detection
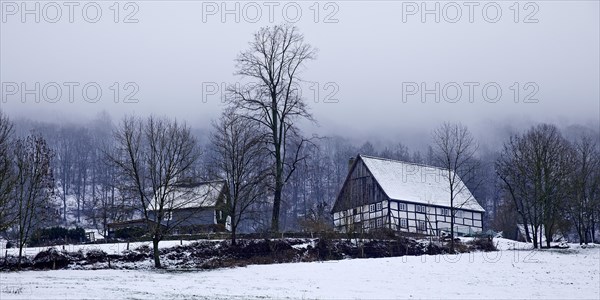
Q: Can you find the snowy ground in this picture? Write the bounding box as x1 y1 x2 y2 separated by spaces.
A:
3 239 198 257
1 239 598 299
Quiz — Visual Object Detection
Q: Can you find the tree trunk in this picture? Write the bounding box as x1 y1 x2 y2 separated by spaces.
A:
450 211 455 253
271 176 283 233
82 173 87 222
449 185 455 254
77 192 80 223
578 223 584 245
522 217 531 243
533 226 538 249
17 245 23 270
152 237 161 268
231 227 237 246
62 191 67 222
592 219 596 244
18 209 24 269
591 215 596 243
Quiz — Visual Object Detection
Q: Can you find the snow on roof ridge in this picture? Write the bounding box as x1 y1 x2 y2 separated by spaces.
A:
358 154 445 171
175 179 226 188
192 179 226 185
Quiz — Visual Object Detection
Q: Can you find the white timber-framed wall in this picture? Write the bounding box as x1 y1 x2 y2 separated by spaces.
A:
332 155 485 236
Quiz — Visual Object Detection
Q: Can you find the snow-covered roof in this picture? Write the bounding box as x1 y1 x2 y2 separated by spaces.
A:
147 181 226 211
360 155 484 212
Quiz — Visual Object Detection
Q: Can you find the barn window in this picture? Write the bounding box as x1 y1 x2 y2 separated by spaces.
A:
369 204 376 212
369 220 376 228
398 202 407 211
417 220 426 231
376 218 383 228
164 211 172 221
441 208 450 216
416 205 426 213
400 218 408 228
376 202 382 211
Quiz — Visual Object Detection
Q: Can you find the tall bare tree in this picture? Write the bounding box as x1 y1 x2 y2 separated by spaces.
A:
496 135 533 243
12 134 54 267
521 125 572 248
496 124 572 248
228 24 317 232
110 115 200 268
432 122 479 253
91 116 131 238
210 110 270 244
55 126 77 222
567 135 600 244
0 111 15 231
70 127 92 223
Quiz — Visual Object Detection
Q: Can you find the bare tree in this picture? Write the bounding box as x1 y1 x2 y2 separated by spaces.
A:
92 121 131 238
496 124 572 248
0 111 15 231
228 23 317 232
12 134 54 267
491 199 520 240
432 122 479 253
567 135 600 244
93 146 120 238
210 110 270 244
71 127 92 223
86 113 117 234
522 125 572 248
475 150 501 229
380 142 411 162
110 115 200 268
496 135 533 243
358 141 377 157
55 126 77 223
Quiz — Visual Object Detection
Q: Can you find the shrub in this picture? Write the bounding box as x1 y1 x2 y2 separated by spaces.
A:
467 236 497 252
122 250 148 262
368 228 398 239
33 248 70 270
113 227 146 240
134 244 151 254
86 249 108 263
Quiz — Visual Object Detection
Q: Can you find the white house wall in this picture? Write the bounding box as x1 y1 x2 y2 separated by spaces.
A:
388 200 483 235
333 199 484 236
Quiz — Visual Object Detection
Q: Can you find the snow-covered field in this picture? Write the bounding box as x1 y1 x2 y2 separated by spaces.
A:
3 240 197 257
1 239 598 299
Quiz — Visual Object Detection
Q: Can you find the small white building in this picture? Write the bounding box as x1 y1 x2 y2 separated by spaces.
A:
331 155 485 236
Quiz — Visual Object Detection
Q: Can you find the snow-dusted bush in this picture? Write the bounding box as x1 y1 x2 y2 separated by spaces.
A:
467 237 497 252
85 249 108 263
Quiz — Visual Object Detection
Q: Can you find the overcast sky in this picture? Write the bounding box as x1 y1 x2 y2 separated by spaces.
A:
1 1 598 149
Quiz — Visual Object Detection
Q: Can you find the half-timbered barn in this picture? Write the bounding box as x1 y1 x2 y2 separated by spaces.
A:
331 155 485 236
